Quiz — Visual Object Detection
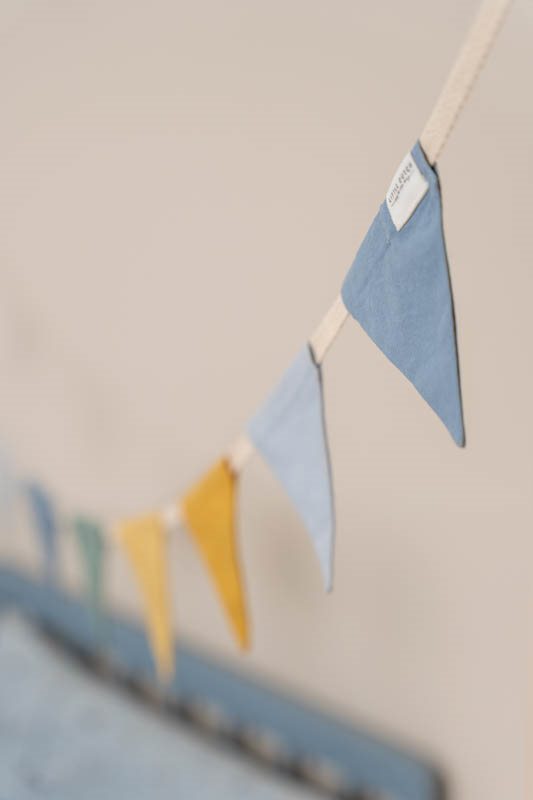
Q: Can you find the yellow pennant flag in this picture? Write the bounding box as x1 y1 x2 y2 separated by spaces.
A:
182 459 249 650
116 512 175 680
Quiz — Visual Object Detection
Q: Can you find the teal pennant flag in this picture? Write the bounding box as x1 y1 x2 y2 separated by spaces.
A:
73 515 105 629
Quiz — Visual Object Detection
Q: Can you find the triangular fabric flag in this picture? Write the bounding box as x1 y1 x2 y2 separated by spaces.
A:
248 345 335 590
25 482 59 582
116 513 174 680
341 141 465 446
73 515 105 631
182 460 249 650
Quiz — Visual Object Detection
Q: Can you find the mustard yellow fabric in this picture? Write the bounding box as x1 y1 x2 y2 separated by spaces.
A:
116 513 174 680
182 460 249 650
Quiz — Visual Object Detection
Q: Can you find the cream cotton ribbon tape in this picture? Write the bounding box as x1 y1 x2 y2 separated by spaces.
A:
420 0 513 165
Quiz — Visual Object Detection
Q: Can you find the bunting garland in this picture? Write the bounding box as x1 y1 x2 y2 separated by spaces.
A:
0 0 512 671
182 460 249 650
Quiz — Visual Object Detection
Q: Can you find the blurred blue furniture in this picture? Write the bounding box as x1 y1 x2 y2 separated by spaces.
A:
0 567 443 800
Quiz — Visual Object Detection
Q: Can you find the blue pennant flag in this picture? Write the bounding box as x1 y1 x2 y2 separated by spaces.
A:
341 141 465 446
25 482 59 582
249 345 335 590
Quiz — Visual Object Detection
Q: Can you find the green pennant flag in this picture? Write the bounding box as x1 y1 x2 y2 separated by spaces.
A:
73 515 105 632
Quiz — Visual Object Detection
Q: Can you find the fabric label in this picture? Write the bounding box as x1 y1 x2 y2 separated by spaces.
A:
386 152 429 231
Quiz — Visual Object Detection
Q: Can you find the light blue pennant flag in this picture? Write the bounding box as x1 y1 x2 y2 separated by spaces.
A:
341 141 465 446
248 345 335 590
25 482 59 582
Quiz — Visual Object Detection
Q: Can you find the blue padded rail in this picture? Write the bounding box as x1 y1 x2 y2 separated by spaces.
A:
0 567 443 800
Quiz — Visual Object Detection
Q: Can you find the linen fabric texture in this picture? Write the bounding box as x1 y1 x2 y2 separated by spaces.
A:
182 459 249 650
341 141 465 446
248 345 335 590
117 513 174 681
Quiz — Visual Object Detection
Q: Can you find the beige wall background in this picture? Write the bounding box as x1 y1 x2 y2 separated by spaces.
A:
0 2 532 798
